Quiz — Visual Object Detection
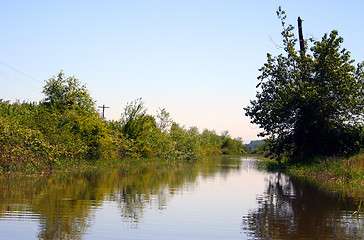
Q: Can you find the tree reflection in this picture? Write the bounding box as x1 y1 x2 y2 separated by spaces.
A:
0 157 240 239
242 173 363 239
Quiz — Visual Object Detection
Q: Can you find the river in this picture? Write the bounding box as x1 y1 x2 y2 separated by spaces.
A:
0 156 362 239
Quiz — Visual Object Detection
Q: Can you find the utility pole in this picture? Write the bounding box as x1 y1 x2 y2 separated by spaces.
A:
298 17 305 54
298 16 308 81
98 104 109 119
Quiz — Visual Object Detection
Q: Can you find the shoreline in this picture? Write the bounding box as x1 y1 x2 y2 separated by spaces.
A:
0 157 188 179
256 154 364 197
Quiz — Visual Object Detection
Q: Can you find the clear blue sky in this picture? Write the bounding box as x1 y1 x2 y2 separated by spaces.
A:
1 1 363 142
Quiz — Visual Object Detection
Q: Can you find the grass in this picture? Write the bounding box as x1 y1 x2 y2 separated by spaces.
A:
257 153 364 197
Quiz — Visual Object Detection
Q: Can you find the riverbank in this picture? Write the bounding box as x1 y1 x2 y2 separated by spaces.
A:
1 73 249 175
257 153 364 197
0 157 188 179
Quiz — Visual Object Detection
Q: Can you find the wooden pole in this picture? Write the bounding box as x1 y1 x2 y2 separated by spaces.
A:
298 17 305 54
98 104 110 119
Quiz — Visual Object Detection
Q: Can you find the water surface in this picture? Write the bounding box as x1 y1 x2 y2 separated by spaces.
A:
0 156 362 239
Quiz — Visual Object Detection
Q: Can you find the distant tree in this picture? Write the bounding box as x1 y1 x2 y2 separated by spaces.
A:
246 140 265 151
221 136 246 155
42 71 96 113
188 126 200 136
170 123 202 161
156 108 173 133
244 8 364 161
121 98 157 140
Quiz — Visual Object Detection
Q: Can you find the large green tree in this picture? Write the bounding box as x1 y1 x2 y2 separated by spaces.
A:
245 8 364 160
42 71 96 113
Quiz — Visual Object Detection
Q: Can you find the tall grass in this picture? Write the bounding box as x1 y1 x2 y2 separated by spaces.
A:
257 154 364 197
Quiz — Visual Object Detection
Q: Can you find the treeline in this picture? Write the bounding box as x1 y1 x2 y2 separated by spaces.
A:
0 72 247 173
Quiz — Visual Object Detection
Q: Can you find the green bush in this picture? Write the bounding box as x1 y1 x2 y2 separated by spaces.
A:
0 72 249 173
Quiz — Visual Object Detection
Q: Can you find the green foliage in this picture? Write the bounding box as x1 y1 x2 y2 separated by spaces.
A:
200 129 223 155
118 99 247 161
0 101 56 172
0 72 115 172
245 140 265 151
42 71 96 113
245 8 364 161
157 108 173 132
287 154 364 196
120 99 169 158
220 132 247 155
0 72 247 173
169 124 202 161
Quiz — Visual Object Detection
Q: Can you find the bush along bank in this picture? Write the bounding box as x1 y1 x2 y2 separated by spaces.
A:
0 72 248 174
286 154 364 197
256 152 364 197
243 8 364 197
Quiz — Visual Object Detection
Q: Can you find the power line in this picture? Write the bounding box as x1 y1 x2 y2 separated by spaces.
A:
0 60 43 84
0 72 40 93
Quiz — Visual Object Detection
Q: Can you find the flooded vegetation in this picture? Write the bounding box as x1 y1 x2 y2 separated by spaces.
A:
1 4 364 240
0 156 362 239
0 79 247 173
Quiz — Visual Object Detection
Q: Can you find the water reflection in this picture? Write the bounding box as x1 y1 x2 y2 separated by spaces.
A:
242 173 363 239
0 157 362 239
0 158 240 239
